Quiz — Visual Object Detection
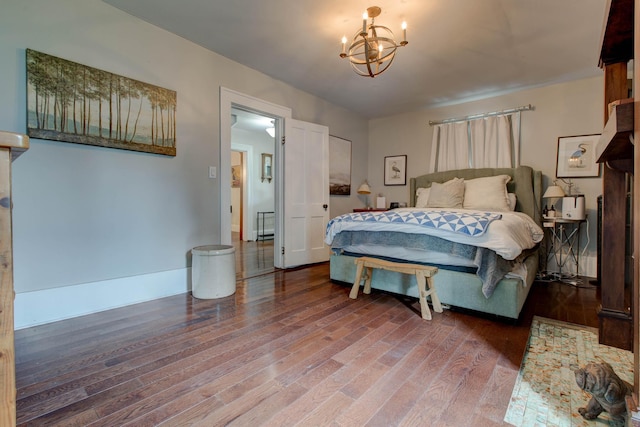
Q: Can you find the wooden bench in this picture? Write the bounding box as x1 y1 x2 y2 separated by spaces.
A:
350 257 443 320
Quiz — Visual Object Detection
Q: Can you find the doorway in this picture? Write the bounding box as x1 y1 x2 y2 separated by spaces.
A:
220 88 292 268
230 149 244 240
220 87 330 270
230 108 276 243
230 109 277 279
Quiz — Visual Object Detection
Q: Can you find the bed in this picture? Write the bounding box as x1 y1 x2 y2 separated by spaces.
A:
326 166 544 320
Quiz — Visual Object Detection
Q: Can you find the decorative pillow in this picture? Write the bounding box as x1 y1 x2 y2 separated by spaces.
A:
426 177 465 208
507 193 517 211
463 175 512 211
415 187 431 208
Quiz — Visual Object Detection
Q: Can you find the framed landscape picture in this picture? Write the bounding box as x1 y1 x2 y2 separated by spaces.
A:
329 135 351 195
26 49 177 156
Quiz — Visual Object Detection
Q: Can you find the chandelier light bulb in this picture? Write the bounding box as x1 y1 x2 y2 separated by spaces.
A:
401 21 408 45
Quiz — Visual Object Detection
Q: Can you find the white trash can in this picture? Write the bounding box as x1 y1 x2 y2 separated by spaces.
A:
191 245 236 299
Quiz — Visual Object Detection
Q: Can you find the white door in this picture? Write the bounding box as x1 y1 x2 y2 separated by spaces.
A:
282 119 330 268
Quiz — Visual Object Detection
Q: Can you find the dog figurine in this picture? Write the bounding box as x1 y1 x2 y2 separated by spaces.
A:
574 362 632 422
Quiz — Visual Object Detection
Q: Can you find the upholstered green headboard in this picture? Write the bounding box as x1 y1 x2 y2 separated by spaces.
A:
409 166 543 226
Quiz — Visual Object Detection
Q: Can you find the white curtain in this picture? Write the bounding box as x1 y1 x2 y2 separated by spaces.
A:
511 112 521 167
470 114 512 168
429 121 468 172
431 111 521 172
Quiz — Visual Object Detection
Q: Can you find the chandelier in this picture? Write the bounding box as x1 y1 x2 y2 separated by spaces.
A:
340 6 407 78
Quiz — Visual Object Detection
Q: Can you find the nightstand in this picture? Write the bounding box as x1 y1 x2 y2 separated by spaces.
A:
543 216 586 282
353 208 388 212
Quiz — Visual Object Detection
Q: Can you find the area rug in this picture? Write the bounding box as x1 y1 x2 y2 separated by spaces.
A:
504 316 633 426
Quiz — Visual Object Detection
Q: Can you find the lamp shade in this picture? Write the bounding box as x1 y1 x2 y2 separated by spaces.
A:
357 182 371 194
543 185 565 199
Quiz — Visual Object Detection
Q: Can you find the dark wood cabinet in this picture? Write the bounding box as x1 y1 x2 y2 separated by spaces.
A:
595 0 634 352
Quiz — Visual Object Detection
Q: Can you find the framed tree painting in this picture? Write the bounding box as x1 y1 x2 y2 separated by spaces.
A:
384 155 407 186
26 49 177 156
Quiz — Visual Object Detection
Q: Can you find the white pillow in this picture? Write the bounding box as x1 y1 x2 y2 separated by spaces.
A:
507 193 517 211
463 175 512 212
426 178 465 208
416 187 431 208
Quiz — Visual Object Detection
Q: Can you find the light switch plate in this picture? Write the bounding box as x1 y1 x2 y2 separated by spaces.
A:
209 166 216 179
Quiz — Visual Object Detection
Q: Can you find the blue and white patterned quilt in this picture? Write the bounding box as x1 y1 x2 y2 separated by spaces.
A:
325 208 543 261
326 210 502 237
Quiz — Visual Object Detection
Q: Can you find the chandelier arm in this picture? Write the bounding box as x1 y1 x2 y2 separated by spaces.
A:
363 40 375 77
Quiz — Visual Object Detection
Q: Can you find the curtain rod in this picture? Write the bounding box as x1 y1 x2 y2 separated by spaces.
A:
428 104 534 126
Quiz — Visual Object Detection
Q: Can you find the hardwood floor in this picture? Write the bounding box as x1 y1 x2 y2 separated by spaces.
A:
233 232 275 280
14 243 600 426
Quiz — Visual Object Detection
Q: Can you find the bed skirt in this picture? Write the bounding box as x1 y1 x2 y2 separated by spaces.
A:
329 252 538 320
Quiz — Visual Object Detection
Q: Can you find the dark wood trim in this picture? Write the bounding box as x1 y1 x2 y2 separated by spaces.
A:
599 0 634 66
598 306 633 350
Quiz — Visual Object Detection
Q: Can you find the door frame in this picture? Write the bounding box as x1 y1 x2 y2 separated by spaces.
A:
220 87 291 267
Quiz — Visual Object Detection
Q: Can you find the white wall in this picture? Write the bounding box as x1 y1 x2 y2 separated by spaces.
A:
368 76 604 277
1 0 367 327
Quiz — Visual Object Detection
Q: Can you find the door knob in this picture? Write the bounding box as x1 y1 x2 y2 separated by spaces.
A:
323 204 328 210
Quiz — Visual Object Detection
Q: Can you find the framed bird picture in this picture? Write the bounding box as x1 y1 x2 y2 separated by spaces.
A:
556 134 601 178
384 155 407 186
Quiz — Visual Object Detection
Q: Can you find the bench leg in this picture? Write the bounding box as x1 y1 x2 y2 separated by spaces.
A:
350 260 365 299
363 267 372 294
427 276 443 313
415 271 432 320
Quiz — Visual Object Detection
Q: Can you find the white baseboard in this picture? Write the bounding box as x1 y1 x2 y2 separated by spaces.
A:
14 267 191 330
13 253 598 330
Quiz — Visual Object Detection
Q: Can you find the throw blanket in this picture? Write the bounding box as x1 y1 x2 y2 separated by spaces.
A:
326 210 502 237
330 231 512 298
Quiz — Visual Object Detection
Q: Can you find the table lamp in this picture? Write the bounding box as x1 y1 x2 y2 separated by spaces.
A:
357 180 371 208
543 184 565 215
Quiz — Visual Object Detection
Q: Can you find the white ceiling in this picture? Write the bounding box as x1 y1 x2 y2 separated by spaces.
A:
103 0 608 119
231 108 274 134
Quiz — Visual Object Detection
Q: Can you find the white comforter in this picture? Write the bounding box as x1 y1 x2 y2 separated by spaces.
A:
324 208 544 260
